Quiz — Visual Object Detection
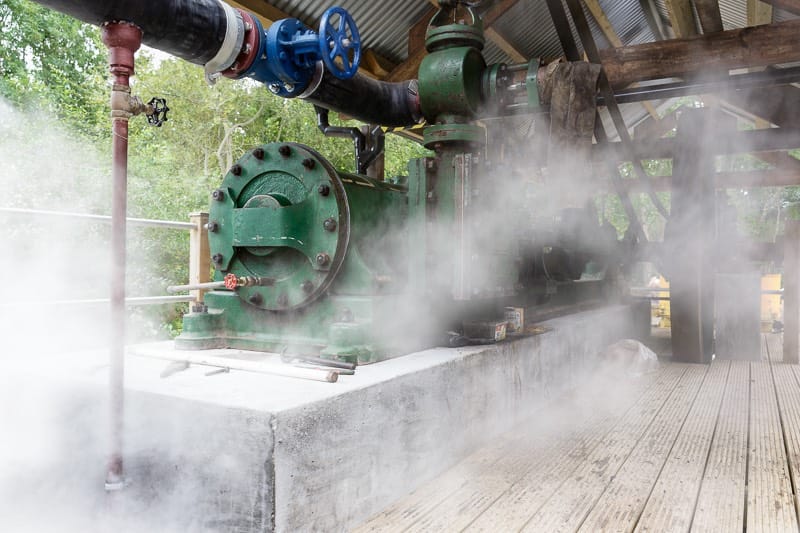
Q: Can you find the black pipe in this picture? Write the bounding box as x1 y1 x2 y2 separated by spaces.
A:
29 0 227 65
303 70 422 128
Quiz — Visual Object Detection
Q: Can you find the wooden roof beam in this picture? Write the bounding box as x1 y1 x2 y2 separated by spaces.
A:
664 0 698 37
639 0 669 40
693 0 724 33
582 0 660 121
748 0 774 25
599 19 800 88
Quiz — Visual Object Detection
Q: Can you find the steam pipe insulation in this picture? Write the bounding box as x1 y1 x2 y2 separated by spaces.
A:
27 0 229 65
300 66 421 128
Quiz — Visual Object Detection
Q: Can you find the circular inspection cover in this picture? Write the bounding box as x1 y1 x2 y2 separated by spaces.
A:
208 142 350 311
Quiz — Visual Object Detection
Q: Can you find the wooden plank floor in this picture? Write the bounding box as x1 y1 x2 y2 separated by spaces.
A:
355 333 800 533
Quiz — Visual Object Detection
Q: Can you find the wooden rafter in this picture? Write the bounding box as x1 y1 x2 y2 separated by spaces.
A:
761 0 800 15
693 0 724 33
639 0 668 40
748 0 774 25
485 27 526 63
599 19 800 88
581 0 660 121
387 0 523 82
664 0 698 37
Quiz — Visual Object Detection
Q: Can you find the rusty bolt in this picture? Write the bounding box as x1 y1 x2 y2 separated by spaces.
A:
211 189 225 201
323 217 337 232
248 293 263 305
278 145 291 157
207 221 220 233
277 293 288 306
302 158 316 169
253 147 265 160
230 164 243 176
318 183 330 197
301 280 314 293
212 253 224 264
316 252 330 266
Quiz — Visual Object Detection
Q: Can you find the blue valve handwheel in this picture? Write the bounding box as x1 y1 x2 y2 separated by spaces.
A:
319 7 361 79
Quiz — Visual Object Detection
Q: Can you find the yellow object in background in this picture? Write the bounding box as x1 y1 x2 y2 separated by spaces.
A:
761 273 782 331
649 275 670 329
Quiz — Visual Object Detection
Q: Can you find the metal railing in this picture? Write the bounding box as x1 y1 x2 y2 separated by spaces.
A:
0 207 209 306
630 286 784 301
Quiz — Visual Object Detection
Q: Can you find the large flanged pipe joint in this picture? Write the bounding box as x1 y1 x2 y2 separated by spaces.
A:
216 5 361 97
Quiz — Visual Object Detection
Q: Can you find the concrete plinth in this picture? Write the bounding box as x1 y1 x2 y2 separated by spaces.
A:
1 305 641 532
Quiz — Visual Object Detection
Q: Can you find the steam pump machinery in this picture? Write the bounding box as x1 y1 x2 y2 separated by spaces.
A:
169 1 622 363
29 0 622 363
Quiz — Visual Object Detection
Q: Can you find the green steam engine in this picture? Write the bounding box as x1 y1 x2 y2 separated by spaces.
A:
174 2 621 362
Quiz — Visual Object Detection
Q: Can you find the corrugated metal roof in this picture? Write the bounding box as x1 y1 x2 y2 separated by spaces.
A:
266 0 780 133
265 0 433 63
267 0 765 66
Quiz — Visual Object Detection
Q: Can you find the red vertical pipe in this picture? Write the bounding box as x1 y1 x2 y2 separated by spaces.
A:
100 22 141 490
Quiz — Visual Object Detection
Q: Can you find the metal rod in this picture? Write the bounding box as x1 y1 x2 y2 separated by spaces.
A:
0 207 195 230
134 351 339 383
167 281 227 293
285 354 357 371
631 287 784 295
0 295 194 308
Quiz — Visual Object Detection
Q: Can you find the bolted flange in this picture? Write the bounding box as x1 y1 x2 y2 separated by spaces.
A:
208 142 351 311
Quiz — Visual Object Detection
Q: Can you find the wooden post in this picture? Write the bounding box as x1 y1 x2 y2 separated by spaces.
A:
189 212 210 308
784 219 800 364
666 109 719 363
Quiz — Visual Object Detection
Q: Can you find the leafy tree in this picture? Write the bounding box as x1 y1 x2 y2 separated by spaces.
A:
0 0 107 138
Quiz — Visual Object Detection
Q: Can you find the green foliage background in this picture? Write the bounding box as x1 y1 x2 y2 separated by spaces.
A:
0 0 427 338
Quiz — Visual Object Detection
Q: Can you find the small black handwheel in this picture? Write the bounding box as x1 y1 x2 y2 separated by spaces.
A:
146 97 169 127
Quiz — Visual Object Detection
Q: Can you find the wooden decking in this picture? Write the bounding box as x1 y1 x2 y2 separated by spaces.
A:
355 334 800 532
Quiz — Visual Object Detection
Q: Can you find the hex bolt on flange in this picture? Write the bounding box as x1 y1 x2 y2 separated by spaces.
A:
212 253 224 265
207 221 220 233
252 148 265 160
230 164 243 176
211 189 225 201
302 158 316 169
278 145 291 157
323 217 337 231
318 183 330 196
301 280 314 293
316 252 330 266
